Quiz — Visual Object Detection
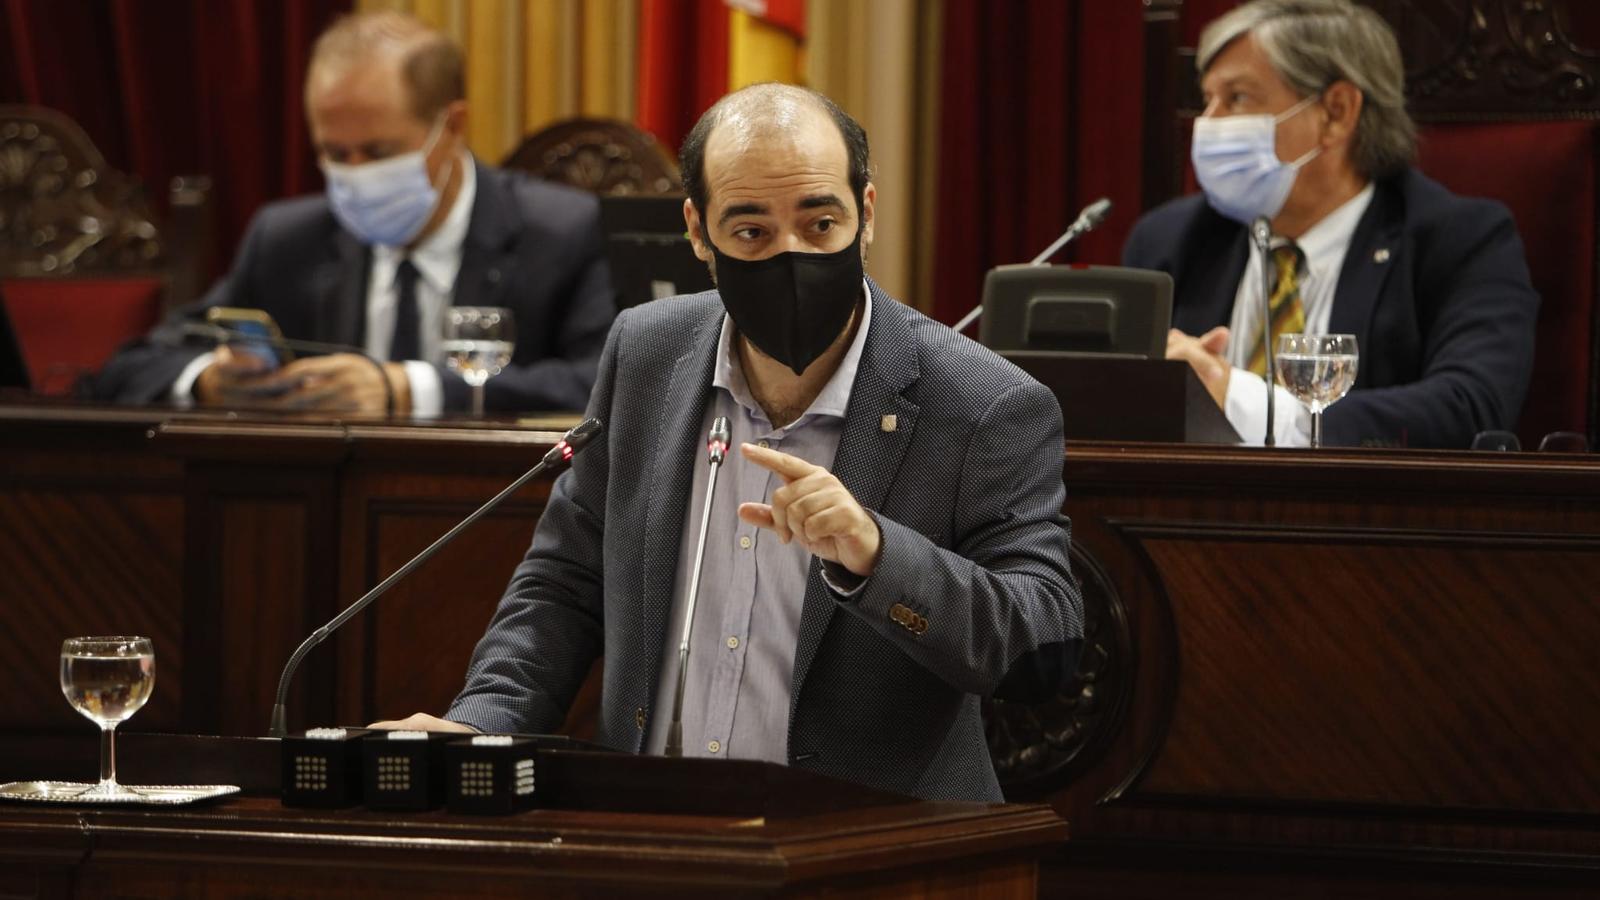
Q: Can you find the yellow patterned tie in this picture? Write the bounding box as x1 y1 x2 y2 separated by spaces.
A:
1247 242 1307 376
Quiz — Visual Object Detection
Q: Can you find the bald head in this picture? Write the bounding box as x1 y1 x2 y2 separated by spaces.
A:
679 84 871 227
307 11 464 124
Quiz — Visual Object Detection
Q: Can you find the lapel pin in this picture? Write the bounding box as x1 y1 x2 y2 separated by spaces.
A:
881 414 898 433
1373 248 1390 264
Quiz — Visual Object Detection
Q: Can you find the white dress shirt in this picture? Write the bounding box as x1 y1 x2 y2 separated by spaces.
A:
1221 182 1375 446
173 152 476 417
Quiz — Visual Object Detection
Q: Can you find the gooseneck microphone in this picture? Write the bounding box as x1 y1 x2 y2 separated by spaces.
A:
1250 216 1277 447
174 322 397 416
951 196 1113 335
664 416 731 758
267 417 605 737
1027 197 1113 266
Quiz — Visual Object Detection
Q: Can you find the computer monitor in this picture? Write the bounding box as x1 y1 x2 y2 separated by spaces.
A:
0 284 30 392
978 263 1173 358
597 195 714 309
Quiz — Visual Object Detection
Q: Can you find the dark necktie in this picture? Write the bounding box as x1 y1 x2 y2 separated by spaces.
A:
389 258 421 362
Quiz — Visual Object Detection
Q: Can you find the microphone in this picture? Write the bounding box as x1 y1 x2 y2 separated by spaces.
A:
172 322 397 416
952 196 1113 335
664 415 731 758
266 416 605 737
1250 216 1277 447
1027 197 1113 266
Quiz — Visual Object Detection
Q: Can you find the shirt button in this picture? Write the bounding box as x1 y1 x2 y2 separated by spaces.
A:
707 739 721 754
739 535 752 549
758 440 770 449
726 636 739 649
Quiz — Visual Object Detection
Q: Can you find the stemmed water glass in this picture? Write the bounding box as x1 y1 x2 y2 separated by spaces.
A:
442 306 516 417
60 636 155 799
1274 333 1359 448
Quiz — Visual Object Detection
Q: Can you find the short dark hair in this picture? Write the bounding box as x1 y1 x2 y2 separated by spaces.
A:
309 11 465 122
678 84 871 228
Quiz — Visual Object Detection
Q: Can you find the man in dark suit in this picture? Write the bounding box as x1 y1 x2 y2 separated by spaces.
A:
1123 0 1538 448
95 12 613 415
376 84 1084 801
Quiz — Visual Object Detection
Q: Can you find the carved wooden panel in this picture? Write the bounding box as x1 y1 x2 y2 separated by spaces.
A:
0 106 164 276
1111 523 1600 815
502 117 682 196
1375 0 1600 119
344 497 550 725
1169 0 1600 120
0 421 184 737
986 544 1135 798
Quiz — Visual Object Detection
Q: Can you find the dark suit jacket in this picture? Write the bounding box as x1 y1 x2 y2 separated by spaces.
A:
1122 168 1539 448
95 160 616 412
447 281 1085 801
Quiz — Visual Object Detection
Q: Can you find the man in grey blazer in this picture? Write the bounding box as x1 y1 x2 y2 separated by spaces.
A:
379 84 1084 801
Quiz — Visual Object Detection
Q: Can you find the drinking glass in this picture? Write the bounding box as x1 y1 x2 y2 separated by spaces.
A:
1274 333 1359 449
442 307 516 417
60 636 155 798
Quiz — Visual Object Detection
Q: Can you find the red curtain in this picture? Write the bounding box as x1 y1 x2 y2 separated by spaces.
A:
930 0 1147 325
636 0 729 155
0 0 351 280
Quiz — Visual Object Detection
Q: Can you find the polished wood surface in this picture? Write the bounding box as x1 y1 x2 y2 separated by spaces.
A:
6 403 1600 896
0 735 1062 898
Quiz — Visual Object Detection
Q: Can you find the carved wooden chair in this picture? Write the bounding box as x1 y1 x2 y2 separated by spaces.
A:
1139 0 1600 448
500 117 682 196
0 105 213 394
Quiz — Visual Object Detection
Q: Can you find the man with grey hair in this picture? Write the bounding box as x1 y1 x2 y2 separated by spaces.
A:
98 11 615 415
1124 0 1538 448
376 83 1084 801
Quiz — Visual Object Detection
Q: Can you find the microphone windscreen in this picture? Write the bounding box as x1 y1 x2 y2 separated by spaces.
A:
563 417 604 452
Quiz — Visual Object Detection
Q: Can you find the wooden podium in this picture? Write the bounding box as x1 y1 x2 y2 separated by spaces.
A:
0 733 1066 898
1001 353 1241 443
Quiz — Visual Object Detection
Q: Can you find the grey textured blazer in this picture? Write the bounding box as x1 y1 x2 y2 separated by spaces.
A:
448 280 1084 801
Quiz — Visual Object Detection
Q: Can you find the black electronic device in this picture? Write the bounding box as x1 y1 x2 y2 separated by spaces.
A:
979 263 1173 359
445 735 540 815
280 727 373 808
363 730 453 811
597 195 713 308
0 285 30 391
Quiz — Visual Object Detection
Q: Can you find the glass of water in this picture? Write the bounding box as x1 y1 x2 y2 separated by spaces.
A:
60 636 155 798
1275 333 1359 448
443 307 516 417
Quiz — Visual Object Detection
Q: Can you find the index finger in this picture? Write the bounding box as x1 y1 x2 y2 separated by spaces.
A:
740 442 819 482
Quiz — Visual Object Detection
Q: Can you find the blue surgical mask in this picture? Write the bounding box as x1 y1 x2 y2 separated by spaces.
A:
1190 95 1322 224
321 117 453 247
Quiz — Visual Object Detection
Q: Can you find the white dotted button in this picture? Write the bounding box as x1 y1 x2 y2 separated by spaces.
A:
726 636 739 649
739 535 752 549
758 440 770 449
707 740 721 754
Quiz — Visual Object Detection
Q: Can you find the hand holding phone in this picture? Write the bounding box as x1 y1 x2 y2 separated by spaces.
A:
205 307 293 371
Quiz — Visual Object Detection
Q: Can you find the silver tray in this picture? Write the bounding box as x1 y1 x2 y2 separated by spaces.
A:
0 781 240 806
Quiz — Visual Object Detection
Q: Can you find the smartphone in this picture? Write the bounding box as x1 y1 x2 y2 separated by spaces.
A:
206 307 292 370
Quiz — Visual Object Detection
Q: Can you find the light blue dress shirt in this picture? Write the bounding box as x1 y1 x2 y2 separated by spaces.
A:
644 288 873 762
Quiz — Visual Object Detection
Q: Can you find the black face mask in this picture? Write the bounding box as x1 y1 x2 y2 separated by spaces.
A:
708 229 864 376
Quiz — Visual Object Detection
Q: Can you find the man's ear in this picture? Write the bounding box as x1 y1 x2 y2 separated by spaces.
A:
1320 80 1362 148
859 182 877 249
684 197 712 263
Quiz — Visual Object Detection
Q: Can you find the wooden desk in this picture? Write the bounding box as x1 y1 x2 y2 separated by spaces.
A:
6 404 1600 896
0 735 1063 898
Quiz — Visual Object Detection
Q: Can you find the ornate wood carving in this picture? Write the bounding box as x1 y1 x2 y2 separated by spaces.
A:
501 117 682 196
986 544 1134 798
0 106 164 277
1377 0 1600 118
1171 1 1600 120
